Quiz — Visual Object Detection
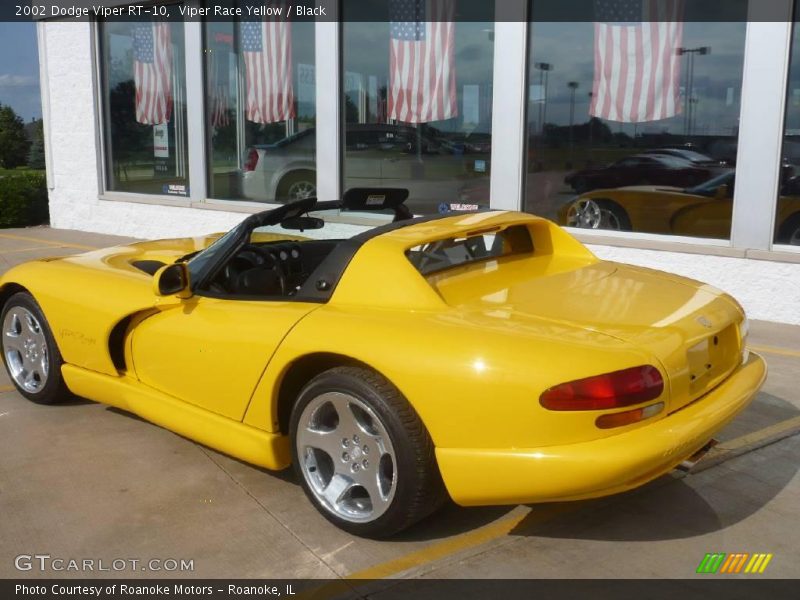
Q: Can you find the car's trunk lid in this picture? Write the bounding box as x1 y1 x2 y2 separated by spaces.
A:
429 259 745 413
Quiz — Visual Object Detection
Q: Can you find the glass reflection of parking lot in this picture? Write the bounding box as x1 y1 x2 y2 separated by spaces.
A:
526 1 748 242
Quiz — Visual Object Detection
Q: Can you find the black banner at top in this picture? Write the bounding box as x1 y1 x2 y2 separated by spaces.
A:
1 0 796 23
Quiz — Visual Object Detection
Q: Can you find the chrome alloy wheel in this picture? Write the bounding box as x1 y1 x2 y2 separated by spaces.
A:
566 198 603 229
3 306 49 393
287 180 316 200
566 199 623 230
295 391 397 523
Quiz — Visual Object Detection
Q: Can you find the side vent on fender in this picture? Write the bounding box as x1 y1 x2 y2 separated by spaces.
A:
131 260 167 276
108 316 132 372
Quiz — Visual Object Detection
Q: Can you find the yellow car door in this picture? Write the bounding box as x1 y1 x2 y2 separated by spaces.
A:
130 296 318 421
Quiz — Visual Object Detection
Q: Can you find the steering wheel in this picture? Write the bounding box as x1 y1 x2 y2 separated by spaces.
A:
239 244 287 295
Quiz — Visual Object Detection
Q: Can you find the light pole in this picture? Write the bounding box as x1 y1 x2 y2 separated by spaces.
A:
534 62 553 135
568 81 579 157
677 46 711 137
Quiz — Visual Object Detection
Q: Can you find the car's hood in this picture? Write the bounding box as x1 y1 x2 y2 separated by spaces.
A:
588 184 686 195
56 231 304 277
433 260 744 412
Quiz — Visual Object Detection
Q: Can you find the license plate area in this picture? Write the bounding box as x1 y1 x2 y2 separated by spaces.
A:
687 324 739 396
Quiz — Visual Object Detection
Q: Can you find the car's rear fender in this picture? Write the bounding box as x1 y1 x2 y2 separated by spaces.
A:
243 305 662 450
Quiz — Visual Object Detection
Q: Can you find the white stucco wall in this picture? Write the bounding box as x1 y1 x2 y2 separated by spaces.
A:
39 22 266 239
39 22 800 325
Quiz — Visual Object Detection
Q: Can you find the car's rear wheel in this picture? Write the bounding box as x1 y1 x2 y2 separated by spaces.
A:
278 171 316 202
566 198 632 231
1 292 70 404
290 366 446 538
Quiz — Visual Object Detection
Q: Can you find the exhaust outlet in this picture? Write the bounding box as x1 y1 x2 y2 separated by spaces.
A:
676 438 719 472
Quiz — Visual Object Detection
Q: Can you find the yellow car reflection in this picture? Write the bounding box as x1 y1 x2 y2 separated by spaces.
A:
559 171 800 244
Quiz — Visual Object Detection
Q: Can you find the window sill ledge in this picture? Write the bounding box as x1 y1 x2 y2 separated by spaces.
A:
574 230 800 264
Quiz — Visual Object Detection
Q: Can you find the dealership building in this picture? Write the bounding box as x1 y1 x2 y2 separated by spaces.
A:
35 1 800 324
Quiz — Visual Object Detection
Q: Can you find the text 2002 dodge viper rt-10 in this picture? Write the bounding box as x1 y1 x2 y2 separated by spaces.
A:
0 189 766 537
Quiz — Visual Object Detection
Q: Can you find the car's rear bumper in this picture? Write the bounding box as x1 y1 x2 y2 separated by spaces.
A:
436 352 767 506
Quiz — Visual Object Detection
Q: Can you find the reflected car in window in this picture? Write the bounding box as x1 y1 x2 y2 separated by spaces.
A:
640 148 728 167
242 124 490 212
241 129 317 203
559 171 800 244
564 154 718 194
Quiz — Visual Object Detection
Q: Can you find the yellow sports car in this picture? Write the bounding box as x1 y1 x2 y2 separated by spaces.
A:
0 189 766 537
559 171 800 244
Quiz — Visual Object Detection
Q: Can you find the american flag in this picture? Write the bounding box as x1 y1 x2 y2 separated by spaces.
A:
388 0 457 123
590 0 684 123
133 22 173 125
209 35 231 129
240 16 295 124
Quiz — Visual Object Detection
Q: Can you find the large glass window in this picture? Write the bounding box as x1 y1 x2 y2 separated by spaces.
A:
526 2 747 241
777 0 800 247
343 0 494 215
100 20 188 196
204 16 315 203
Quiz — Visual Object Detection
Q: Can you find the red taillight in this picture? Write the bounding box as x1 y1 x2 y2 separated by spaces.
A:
244 148 259 172
540 365 664 411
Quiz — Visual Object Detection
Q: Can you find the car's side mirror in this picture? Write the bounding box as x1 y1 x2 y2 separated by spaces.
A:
715 184 730 199
153 263 191 298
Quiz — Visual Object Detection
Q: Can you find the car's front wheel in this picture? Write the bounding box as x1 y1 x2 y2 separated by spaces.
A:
566 198 632 231
290 366 446 538
1 292 70 404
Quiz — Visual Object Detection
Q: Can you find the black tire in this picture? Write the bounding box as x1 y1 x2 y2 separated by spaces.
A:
778 213 800 245
0 292 71 404
277 170 316 202
289 366 446 538
596 199 632 231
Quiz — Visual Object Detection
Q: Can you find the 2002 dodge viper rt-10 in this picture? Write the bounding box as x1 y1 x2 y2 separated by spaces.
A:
0 189 766 537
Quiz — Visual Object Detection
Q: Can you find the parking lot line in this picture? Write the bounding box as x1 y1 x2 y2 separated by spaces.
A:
691 415 800 473
347 413 800 580
345 505 573 580
0 385 15 394
0 233 98 251
749 344 800 359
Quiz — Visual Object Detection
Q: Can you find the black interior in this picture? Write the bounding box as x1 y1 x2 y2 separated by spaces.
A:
205 240 342 297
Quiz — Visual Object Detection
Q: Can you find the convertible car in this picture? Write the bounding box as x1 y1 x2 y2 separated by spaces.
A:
559 171 800 244
0 189 766 537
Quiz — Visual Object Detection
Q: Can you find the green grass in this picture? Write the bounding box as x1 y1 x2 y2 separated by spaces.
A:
0 166 45 177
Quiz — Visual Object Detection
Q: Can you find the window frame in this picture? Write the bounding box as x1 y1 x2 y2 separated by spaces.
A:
88 3 800 261
94 14 194 203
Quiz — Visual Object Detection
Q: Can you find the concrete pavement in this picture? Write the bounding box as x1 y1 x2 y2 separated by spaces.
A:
0 226 798 580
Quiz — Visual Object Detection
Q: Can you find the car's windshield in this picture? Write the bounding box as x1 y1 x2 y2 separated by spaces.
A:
183 197 403 293
647 155 694 168
684 171 735 195
185 226 241 275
